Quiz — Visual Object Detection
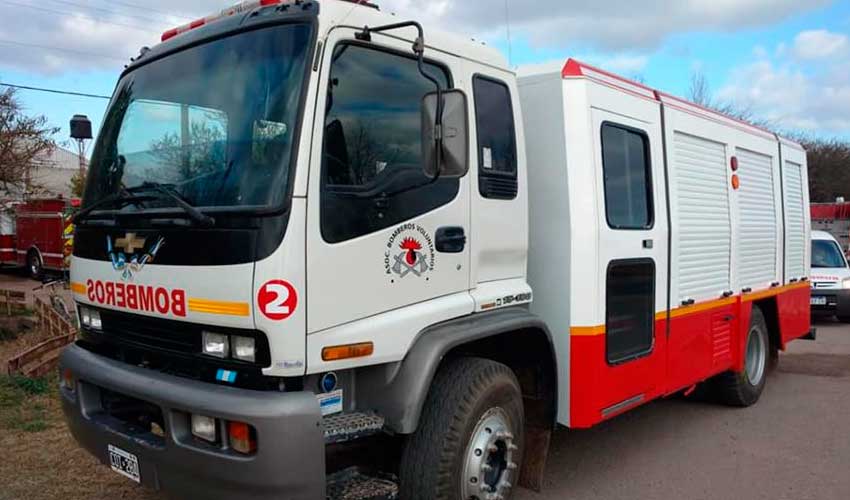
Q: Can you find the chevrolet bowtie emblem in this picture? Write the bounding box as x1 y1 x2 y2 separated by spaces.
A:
114 233 146 254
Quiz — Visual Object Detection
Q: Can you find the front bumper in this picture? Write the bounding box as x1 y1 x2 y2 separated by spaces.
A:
810 288 850 316
59 343 325 500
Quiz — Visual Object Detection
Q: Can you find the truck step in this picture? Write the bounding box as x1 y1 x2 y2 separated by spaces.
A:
323 411 385 444
327 467 398 500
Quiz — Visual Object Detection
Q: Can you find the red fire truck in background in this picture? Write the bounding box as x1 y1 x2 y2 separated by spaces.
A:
0 197 78 279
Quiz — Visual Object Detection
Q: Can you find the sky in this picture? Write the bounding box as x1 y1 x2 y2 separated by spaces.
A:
1 0 849 150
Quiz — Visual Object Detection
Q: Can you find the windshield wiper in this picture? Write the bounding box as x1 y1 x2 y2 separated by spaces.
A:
73 189 151 224
129 182 216 227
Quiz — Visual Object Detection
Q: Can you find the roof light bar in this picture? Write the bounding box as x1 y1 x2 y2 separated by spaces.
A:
161 0 291 42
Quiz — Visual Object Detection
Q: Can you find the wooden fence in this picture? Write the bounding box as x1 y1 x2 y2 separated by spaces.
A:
0 289 26 316
5 293 77 378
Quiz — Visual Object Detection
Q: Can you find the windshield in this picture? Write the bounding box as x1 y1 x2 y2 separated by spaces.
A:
84 23 313 213
812 239 847 268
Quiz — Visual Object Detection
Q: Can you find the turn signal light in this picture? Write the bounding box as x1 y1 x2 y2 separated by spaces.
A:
321 342 374 362
228 421 257 454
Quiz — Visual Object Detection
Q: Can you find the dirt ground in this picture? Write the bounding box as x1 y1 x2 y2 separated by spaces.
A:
0 314 847 500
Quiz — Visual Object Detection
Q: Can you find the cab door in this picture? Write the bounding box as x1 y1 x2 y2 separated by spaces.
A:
305 29 473 360
590 106 669 412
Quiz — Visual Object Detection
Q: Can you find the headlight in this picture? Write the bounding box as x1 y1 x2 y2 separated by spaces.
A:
89 310 102 330
79 307 91 327
231 336 256 362
78 306 102 331
842 278 850 289
202 331 229 358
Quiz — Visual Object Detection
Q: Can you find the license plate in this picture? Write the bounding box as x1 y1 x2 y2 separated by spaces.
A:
108 444 140 483
811 296 827 306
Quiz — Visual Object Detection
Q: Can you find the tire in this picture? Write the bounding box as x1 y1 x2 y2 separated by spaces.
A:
399 358 525 500
714 307 770 407
27 249 43 281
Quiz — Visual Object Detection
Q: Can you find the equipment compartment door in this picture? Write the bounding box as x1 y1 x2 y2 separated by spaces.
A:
590 107 669 414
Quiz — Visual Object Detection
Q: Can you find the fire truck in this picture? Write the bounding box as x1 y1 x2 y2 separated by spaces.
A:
60 1 813 499
0 197 76 279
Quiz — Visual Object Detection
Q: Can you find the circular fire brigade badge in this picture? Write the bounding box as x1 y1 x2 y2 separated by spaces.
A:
384 223 435 282
258 280 298 321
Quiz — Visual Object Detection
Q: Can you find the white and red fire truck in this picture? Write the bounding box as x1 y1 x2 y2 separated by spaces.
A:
0 197 76 279
60 1 813 499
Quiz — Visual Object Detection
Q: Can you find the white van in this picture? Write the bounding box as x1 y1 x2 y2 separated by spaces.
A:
811 230 850 321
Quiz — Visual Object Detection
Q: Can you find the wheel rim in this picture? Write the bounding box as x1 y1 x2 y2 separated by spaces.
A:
745 326 766 386
29 255 39 275
461 407 517 500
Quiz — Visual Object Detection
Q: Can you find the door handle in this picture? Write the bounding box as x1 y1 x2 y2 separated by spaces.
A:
435 226 466 253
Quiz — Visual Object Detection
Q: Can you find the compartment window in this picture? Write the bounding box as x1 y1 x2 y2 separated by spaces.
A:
601 123 653 229
606 259 655 364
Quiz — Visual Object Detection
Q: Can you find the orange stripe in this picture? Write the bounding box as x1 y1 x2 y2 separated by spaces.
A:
70 282 86 295
187 298 250 317
570 325 606 337
742 281 809 302
574 281 809 333
666 296 737 320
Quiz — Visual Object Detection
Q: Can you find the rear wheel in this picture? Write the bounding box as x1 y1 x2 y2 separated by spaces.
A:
714 307 769 406
27 249 43 280
399 358 524 500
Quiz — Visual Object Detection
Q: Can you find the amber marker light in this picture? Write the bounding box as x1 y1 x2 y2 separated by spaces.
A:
321 342 374 361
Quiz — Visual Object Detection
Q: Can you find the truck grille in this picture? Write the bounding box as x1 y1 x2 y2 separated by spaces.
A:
77 308 277 390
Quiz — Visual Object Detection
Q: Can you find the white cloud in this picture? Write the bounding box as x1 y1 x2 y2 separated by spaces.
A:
381 0 830 50
717 31 850 135
0 0 832 75
792 29 849 60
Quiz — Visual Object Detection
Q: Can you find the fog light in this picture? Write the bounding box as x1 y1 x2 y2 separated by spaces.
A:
228 421 256 454
191 414 217 443
202 332 229 358
232 336 256 362
89 310 102 330
60 368 75 392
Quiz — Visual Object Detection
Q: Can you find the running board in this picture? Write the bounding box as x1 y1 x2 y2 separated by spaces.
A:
323 411 385 444
326 467 398 500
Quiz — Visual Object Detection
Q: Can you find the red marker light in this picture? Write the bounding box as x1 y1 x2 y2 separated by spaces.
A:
730 156 739 171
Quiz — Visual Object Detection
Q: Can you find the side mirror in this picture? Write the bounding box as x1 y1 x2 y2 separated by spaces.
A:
421 89 468 178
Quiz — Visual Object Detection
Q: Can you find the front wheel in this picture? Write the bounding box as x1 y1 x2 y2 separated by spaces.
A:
27 249 43 280
714 306 769 406
399 358 525 500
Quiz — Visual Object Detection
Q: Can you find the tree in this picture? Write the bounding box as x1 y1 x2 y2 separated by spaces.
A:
686 71 850 203
0 86 58 194
687 72 768 128
793 136 850 203
69 169 86 198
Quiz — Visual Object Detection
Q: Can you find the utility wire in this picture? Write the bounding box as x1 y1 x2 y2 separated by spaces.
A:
0 82 111 100
0 39 127 62
94 0 194 22
0 0 163 34
504 0 513 68
46 0 169 25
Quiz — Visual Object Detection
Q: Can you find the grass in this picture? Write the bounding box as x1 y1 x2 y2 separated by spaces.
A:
0 374 53 433
0 372 162 500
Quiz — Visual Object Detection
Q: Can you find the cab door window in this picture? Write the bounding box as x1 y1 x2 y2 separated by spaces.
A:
321 43 456 243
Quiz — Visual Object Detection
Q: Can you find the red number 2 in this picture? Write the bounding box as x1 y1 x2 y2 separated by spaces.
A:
258 280 298 321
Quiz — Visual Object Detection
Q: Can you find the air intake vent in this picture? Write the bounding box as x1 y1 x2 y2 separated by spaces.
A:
480 176 518 200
